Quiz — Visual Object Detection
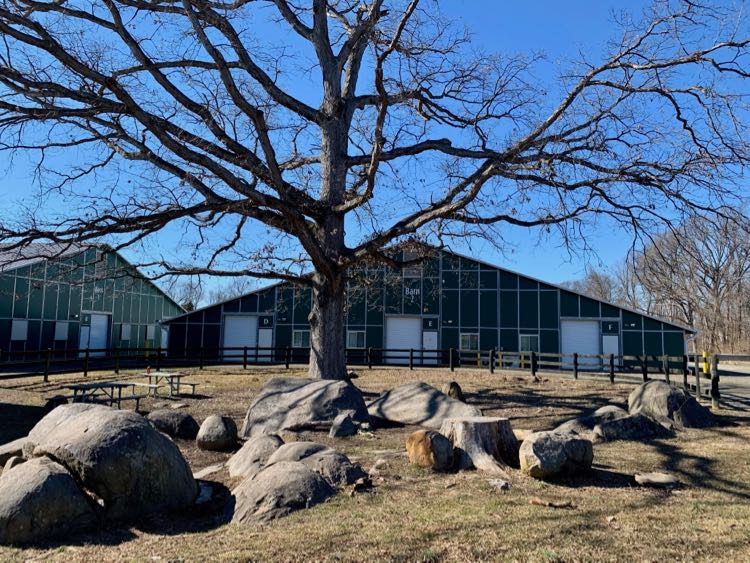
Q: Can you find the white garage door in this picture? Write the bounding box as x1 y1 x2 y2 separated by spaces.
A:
223 315 258 362
385 317 422 365
561 320 600 368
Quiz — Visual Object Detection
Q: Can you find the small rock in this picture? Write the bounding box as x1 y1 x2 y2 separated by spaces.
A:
488 479 511 492
147 409 200 440
634 471 681 489
196 415 238 451
346 370 359 380
2 456 25 476
349 476 373 496
593 414 672 442
193 463 225 480
405 429 453 472
0 438 27 467
369 458 387 476
519 431 593 479
441 381 465 402
329 413 358 438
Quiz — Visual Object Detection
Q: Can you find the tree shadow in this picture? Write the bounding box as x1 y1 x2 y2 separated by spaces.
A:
0 402 45 444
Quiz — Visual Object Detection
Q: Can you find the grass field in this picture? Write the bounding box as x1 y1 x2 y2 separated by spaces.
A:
1 365 749 562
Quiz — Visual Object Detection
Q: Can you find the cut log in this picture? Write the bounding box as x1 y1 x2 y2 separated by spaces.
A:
439 417 519 475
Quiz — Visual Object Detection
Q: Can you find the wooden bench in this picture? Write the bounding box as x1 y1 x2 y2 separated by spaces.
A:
118 394 149 411
128 382 162 396
177 382 199 396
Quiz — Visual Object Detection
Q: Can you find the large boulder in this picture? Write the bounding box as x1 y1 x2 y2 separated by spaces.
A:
266 441 331 465
519 431 593 479
227 434 284 480
367 382 481 429
298 450 368 487
0 457 97 545
231 461 336 523
406 430 454 472
197 415 238 451
0 437 27 467
240 377 370 438
441 382 465 402
628 381 715 428
147 409 200 440
593 414 673 442
554 405 628 438
23 404 198 521
329 413 358 438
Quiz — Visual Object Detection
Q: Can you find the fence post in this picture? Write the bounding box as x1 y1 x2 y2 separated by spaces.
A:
199 347 204 370
573 353 579 380
694 352 701 398
641 355 648 382
243 346 248 369
609 353 615 384
84 348 89 378
530 351 537 378
663 355 670 385
367 347 373 370
409 348 414 371
710 355 720 409
44 348 51 383
156 347 162 372
285 346 291 369
449 348 455 372
489 348 495 374
114 346 120 374
682 355 689 390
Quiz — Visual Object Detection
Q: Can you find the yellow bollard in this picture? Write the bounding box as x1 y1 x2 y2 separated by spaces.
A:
476 351 481 367
520 352 526 370
702 351 710 375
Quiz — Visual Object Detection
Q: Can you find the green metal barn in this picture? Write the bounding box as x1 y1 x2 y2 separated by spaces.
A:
164 246 693 367
0 243 183 354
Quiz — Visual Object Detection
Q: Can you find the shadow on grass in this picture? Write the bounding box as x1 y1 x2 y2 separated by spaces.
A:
0 402 45 444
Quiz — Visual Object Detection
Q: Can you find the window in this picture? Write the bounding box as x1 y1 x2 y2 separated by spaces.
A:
146 325 156 340
54 321 69 341
10 320 28 341
292 330 310 348
402 249 422 278
347 330 365 349
120 323 131 340
519 334 539 353
460 333 479 351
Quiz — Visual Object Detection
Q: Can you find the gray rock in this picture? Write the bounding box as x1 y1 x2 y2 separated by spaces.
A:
593 414 673 442
298 451 368 487
634 471 681 489
193 463 226 480
367 382 481 429
629 381 715 428
441 381 465 402
554 405 628 438
227 434 284 480
488 478 511 492
197 415 238 451
231 461 336 523
0 438 27 467
2 457 25 476
405 429 454 472
519 431 594 479
0 457 97 545
24 403 197 521
240 377 369 438
266 441 331 465
329 413 358 438
147 409 200 440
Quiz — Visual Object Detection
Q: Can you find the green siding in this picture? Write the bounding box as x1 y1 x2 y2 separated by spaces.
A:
644 332 663 356
519 291 538 329
479 291 497 328
480 328 498 349
500 291 518 327
539 291 558 329
560 291 578 317
623 311 642 330
500 329 518 352
442 290 459 326
540 330 559 354
580 296 600 317
460 290 478 328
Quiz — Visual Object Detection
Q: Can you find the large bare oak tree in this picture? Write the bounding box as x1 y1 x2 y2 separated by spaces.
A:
1 0 749 378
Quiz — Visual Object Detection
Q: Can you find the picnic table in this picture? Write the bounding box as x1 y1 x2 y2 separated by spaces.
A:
65 381 145 409
141 371 198 397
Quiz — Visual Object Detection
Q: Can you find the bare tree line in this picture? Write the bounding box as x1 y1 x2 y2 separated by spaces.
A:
565 211 750 353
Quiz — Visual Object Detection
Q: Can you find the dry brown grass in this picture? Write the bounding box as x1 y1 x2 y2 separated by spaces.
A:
1 365 749 562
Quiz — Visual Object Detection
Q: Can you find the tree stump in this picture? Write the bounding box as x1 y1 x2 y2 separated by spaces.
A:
439 417 519 475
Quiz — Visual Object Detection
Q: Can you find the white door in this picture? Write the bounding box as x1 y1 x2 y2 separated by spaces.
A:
160 327 169 351
385 316 422 365
421 331 438 365
602 334 619 362
561 320 600 368
222 315 258 362
79 314 109 356
257 328 273 362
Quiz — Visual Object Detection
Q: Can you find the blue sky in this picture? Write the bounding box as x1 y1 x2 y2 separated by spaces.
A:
1 0 659 294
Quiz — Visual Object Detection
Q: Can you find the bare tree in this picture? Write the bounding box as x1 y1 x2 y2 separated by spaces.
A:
167 276 204 312
207 277 256 304
1 1 750 378
562 270 619 303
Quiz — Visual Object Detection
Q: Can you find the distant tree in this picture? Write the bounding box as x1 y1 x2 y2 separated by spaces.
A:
1 1 750 378
168 277 204 312
562 270 619 304
207 278 256 305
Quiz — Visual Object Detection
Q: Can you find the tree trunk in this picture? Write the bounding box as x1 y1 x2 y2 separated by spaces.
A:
308 271 347 380
439 417 520 475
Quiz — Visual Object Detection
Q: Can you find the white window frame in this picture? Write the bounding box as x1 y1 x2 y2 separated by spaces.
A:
519 334 540 353
10 320 28 341
120 323 131 340
54 321 69 341
292 330 310 348
347 330 366 349
459 332 479 351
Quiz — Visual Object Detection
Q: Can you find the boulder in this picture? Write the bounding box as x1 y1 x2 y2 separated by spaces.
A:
227 434 284 480
231 461 336 523
329 413 358 438
634 471 681 489
23 403 197 521
240 377 370 438
593 414 673 442
299 451 368 487
628 381 715 428
197 415 238 451
519 431 593 479
406 430 453 472
367 382 481 429
0 457 97 545
0 437 27 466
554 405 628 438
147 409 200 440
441 381 465 402
2 457 25 476
266 441 331 465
